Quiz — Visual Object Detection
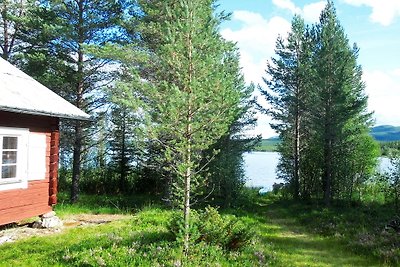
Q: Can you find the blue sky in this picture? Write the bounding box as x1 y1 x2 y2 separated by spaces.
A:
218 0 400 138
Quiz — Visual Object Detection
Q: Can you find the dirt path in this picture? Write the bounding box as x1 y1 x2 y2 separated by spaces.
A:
0 214 131 245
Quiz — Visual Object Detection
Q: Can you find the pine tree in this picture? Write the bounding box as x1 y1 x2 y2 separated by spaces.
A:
311 1 376 205
121 0 246 254
0 0 36 61
261 15 313 199
263 2 378 203
20 0 135 202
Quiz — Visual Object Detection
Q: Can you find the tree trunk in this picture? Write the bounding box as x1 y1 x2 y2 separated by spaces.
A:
1 0 9 60
119 109 127 192
323 127 332 206
293 44 303 200
183 6 194 256
183 94 192 256
71 121 82 203
293 109 300 199
183 142 191 256
70 0 85 203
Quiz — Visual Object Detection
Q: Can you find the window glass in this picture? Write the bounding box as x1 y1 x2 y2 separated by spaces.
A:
2 165 16 179
2 151 17 164
0 128 29 190
3 137 17 149
1 136 18 180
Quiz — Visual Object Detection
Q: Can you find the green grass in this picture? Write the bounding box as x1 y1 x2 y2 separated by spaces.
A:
0 193 393 266
54 192 161 217
249 195 399 266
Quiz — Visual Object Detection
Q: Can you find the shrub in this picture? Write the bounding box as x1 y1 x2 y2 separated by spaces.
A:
168 206 254 251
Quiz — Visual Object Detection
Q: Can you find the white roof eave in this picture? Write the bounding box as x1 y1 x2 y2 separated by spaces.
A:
0 58 90 121
0 106 91 121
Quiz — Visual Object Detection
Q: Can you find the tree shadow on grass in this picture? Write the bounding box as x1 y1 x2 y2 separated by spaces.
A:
51 228 175 266
0 213 175 266
55 193 165 215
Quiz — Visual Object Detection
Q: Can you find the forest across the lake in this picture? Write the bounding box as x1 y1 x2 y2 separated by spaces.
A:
254 125 400 152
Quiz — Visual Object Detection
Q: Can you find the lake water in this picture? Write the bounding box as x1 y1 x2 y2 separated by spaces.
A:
244 151 392 190
244 152 280 190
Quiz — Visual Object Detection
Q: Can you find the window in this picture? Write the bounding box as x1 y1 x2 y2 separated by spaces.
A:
2 136 18 179
0 127 28 191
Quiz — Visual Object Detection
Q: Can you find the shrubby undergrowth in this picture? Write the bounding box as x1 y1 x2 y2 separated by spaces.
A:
169 206 255 251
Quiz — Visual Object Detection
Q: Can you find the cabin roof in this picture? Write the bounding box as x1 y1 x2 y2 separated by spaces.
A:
0 58 90 120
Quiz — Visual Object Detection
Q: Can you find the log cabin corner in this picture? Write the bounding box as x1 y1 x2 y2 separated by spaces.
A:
0 58 89 226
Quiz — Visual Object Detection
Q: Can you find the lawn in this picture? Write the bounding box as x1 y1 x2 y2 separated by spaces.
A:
0 193 393 266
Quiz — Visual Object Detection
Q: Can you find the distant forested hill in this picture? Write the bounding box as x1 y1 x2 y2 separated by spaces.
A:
371 125 400 142
253 137 280 152
253 125 400 152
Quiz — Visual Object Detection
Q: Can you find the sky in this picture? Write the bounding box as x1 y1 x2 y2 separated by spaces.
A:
217 0 400 138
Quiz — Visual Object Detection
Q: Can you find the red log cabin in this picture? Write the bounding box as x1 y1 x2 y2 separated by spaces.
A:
0 58 89 226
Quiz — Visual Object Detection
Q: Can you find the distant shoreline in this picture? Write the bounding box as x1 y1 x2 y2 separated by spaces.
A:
253 125 400 152
252 139 280 152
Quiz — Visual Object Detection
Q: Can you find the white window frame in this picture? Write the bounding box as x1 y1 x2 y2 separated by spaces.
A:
0 127 29 191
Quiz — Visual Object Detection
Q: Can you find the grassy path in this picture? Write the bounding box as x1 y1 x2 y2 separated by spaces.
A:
249 199 382 266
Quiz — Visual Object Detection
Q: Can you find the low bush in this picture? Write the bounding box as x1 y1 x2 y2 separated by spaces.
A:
168 206 255 251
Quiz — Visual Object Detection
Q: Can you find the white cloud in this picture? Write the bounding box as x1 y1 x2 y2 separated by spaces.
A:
364 69 400 126
220 3 327 137
272 0 326 22
343 0 400 26
221 11 291 85
221 11 292 138
272 0 301 14
392 69 400 77
302 1 326 22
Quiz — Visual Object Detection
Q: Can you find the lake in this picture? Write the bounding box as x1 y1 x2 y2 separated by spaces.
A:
244 151 392 190
244 152 280 190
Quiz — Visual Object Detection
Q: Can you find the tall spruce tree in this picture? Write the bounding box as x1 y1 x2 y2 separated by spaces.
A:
55 0 123 203
263 2 378 203
120 0 246 254
312 1 376 205
261 15 313 199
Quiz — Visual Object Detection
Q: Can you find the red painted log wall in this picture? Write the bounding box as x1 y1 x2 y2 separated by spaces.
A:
0 111 59 225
